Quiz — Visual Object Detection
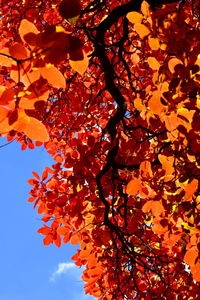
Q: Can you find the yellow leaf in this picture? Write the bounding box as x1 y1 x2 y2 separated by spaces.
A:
127 11 143 24
40 66 66 89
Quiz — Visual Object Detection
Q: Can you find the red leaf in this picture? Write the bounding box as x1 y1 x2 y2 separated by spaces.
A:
32 171 40 180
59 0 81 19
9 43 28 60
43 234 53 246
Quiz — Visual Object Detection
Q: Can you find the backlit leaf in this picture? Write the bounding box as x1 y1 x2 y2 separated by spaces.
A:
70 232 80 245
134 23 150 39
43 234 53 246
142 200 165 217
139 161 153 179
168 58 183 73
184 247 198 266
141 1 151 17
19 19 39 44
0 48 15 67
9 43 28 60
158 154 174 177
69 52 89 75
148 91 165 114
148 37 160 50
127 12 143 24
0 88 15 104
190 263 200 282
0 106 9 122
147 57 160 70
184 179 198 202
131 53 140 65
126 177 141 196
40 66 66 89
23 117 49 142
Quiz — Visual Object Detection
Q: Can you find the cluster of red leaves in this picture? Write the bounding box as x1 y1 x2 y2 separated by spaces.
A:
1 0 200 299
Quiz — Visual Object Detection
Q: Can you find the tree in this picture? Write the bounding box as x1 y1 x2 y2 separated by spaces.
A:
0 0 200 298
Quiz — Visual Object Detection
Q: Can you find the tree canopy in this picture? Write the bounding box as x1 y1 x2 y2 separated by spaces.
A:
0 0 200 298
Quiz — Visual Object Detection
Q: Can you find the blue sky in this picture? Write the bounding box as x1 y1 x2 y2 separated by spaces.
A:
0 138 94 300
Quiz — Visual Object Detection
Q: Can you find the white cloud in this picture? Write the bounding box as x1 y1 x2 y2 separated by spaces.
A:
50 262 76 282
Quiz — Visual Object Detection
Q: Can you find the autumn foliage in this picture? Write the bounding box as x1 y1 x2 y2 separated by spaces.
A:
0 0 200 298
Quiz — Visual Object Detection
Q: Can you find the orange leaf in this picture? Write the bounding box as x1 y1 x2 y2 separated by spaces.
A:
148 37 160 50
168 58 183 73
184 246 198 266
23 69 40 87
0 48 15 67
19 98 42 110
23 117 49 142
163 112 185 132
40 66 66 89
142 200 165 217
18 19 39 44
147 57 160 70
139 160 153 179
0 116 11 135
134 23 150 38
190 263 200 282
70 232 80 245
57 226 69 236
127 12 143 24
131 53 140 65
126 177 141 196
134 97 144 111
141 1 151 17
184 179 198 202
0 88 15 105
158 154 174 178
148 91 165 114
0 106 9 122
69 51 89 75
